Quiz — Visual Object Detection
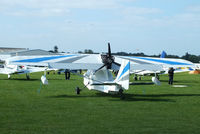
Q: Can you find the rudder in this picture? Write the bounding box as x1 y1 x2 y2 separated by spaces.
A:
115 59 130 90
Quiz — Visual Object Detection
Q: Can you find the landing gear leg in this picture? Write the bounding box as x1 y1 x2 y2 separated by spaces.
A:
156 74 160 80
119 88 125 100
76 87 81 95
26 73 30 80
134 75 138 81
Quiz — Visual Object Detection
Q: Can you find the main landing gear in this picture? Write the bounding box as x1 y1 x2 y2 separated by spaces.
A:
119 88 125 100
26 73 30 80
76 87 81 95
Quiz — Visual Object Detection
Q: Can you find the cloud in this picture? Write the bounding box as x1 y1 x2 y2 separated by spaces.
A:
122 7 162 15
6 8 71 17
0 0 123 16
116 5 200 28
1 0 200 29
186 5 200 12
119 7 164 26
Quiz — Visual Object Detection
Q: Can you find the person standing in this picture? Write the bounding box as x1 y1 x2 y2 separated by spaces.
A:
65 69 71 80
168 67 175 85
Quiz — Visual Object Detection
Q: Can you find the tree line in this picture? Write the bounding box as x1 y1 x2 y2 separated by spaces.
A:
78 49 200 63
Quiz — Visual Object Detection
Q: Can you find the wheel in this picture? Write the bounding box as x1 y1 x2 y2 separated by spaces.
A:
26 74 30 80
134 76 138 81
76 87 81 95
119 88 125 99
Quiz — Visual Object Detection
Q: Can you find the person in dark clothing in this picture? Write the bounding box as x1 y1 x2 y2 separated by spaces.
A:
65 69 71 80
168 67 175 85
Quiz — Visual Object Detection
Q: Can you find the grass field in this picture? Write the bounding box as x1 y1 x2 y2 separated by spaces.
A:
0 72 200 134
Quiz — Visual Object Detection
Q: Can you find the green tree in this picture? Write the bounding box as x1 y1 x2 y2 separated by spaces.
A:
84 49 93 54
54 45 58 53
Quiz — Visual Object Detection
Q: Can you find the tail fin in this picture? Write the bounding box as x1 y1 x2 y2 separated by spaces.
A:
160 51 167 58
114 59 130 90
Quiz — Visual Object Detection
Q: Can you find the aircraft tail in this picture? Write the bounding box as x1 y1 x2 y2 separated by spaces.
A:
114 59 130 90
160 51 167 58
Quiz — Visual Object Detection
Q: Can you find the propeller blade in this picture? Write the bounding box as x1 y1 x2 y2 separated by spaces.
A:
113 61 121 67
95 64 107 73
108 42 111 57
111 62 121 70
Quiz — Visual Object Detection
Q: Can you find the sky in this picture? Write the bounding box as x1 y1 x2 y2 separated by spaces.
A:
0 0 200 56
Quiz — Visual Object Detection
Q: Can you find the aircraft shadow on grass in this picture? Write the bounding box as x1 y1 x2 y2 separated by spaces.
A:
46 92 200 102
133 94 200 97
129 82 154 85
109 93 200 102
47 78 77 81
134 78 196 84
107 93 175 102
0 78 39 81
159 80 196 84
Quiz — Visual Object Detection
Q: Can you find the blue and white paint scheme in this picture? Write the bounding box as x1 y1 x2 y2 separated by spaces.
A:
84 59 130 93
0 63 49 79
5 48 195 93
117 55 194 75
8 54 194 71
160 51 167 58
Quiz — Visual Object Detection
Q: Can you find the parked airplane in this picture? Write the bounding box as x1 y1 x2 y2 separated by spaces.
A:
7 43 194 95
83 59 130 93
194 63 200 70
160 51 167 58
129 51 194 80
0 63 48 79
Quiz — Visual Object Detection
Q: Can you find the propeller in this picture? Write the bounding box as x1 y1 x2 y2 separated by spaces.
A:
95 43 120 73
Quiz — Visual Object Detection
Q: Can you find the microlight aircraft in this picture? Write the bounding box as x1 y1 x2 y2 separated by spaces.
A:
7 43 194 94
0 59 49 79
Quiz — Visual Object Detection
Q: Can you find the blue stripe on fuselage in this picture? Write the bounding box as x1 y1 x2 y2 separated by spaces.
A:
127 56 192 65
118 61 130 80
14 55 77 62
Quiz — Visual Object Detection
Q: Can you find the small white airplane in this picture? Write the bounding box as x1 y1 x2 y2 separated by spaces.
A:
0 63 48 79
0 53 60 79
129 51 194 80
83 59 130 93
194 63 200 70
7 43 195 95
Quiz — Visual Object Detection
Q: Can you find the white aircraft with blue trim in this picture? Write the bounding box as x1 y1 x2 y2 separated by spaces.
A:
0 61 48 79
83 59 130 93
6 43 194 94
129 51 194 79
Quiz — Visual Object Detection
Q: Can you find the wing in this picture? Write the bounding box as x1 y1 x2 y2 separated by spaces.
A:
114 56 163 71
8 54 104 70
115 56 195 72
8 53 195 72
